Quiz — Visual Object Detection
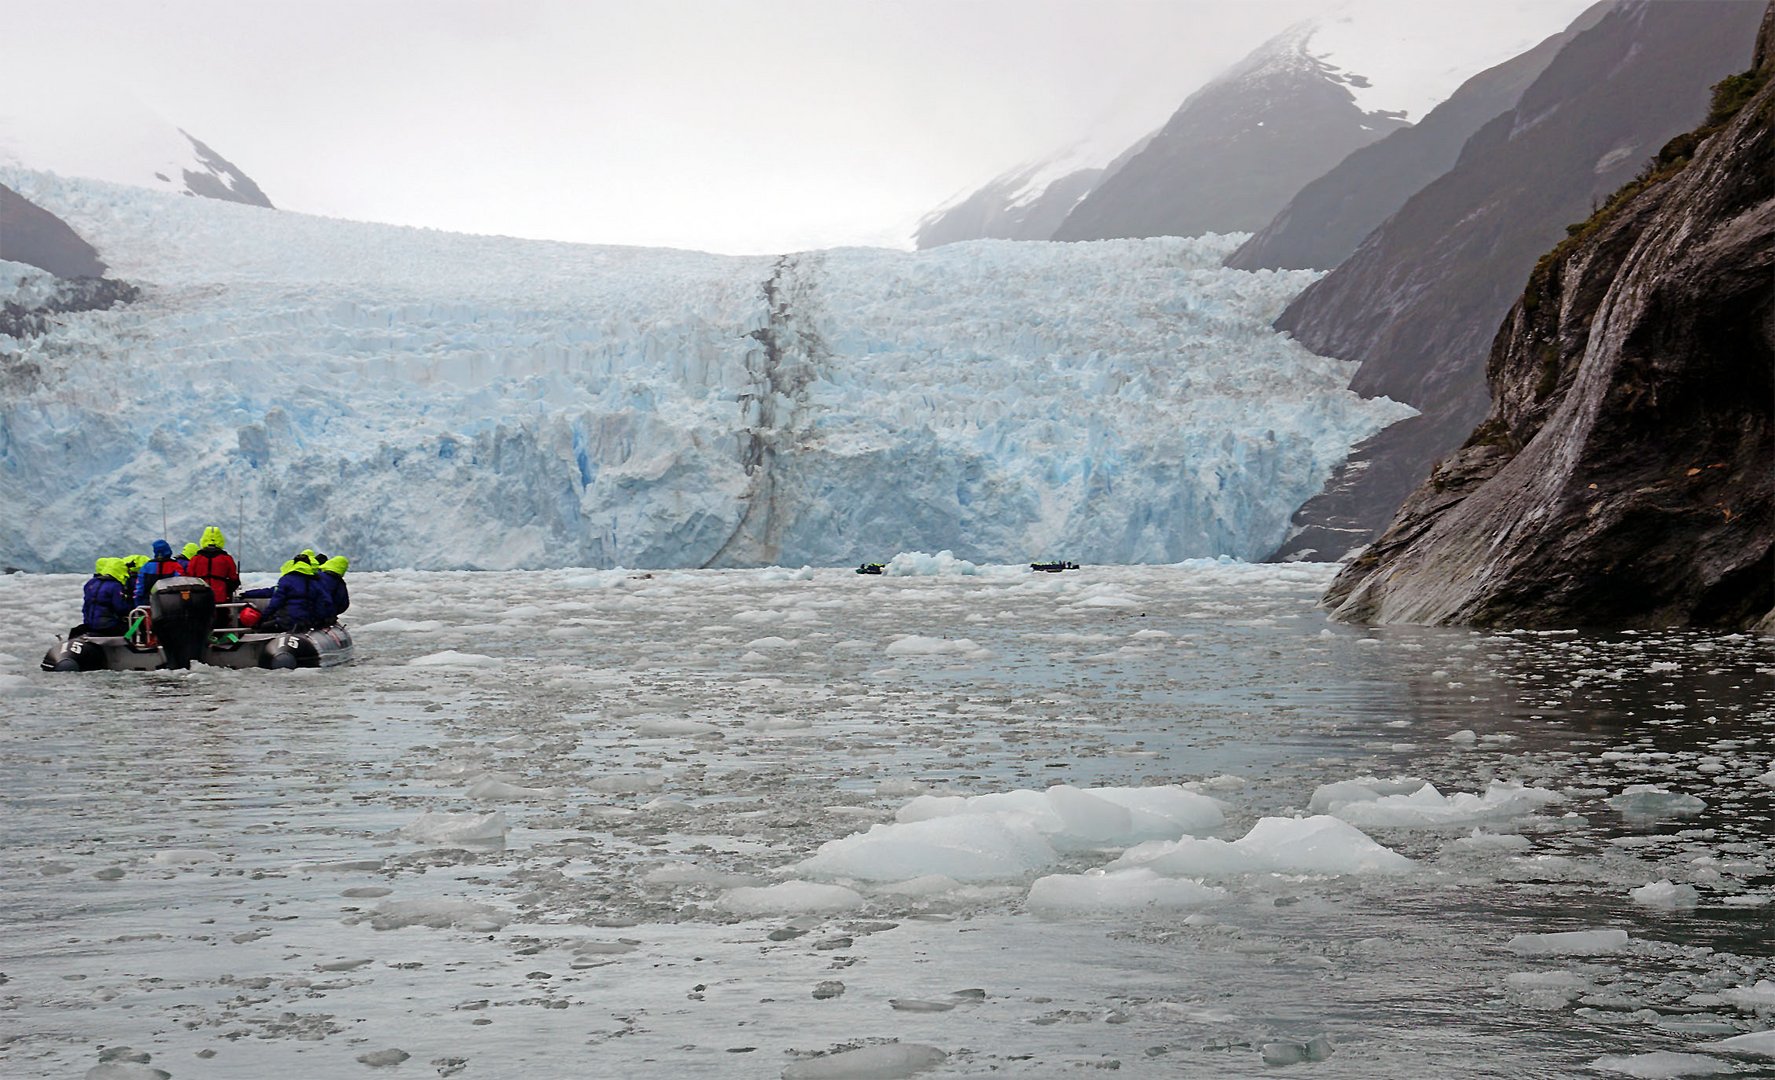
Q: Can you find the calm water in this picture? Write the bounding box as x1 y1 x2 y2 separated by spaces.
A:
1 563 1771 1079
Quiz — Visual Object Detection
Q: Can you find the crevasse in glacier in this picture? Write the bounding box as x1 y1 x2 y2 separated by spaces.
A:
0 167 1412 571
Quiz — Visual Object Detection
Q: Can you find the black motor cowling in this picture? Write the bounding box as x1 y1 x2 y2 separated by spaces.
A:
150 576 217 670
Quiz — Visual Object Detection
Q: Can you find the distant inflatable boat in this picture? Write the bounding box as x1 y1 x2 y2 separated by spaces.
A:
1031 561 1081 572
42 577 355 672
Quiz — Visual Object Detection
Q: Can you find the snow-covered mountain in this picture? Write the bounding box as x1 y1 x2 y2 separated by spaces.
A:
0 167 1411 573
920 1 1601 248
0 72 271 208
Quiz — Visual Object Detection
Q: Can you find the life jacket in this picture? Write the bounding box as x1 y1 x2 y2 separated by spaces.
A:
135 558 186 605
186 546 240 603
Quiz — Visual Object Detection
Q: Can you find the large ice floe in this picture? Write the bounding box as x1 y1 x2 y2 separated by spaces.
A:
0 166 1411 572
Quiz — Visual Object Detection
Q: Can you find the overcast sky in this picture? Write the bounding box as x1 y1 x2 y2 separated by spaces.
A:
5 0 1595 254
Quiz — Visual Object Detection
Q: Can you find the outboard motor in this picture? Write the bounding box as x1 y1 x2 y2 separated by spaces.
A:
149 576 217 670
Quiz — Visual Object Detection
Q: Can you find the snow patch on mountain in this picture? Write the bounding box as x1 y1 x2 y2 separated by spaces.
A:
0 167 1412 572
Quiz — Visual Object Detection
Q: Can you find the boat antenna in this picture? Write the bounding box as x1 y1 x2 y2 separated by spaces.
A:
238 491 245 573
162 496 168 539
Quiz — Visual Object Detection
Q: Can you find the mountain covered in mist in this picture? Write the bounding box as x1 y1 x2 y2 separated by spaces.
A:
1225 2 1612 272
0 77 272 209
1270 0 1767 562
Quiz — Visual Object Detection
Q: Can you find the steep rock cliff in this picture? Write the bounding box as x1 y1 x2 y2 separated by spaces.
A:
1269 1 1765 562
1324 7 1775 630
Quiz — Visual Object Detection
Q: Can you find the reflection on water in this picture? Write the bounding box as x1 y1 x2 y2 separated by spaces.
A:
0 564 1771 1078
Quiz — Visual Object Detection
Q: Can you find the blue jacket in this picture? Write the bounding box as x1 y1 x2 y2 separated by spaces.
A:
83 574 130 633
261 566 320 627
313 571 349 624
135 540 185 605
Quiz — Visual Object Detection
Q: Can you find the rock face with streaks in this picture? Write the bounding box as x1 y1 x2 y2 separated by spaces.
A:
1325 6 1775 630
1269 1 1767 562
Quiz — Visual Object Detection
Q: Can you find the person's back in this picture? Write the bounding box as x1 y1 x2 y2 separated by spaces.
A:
314 556 350 625
121 554 149 612
135 540 185 605
261 558 320 631
186 526 240 604
81 558 130 635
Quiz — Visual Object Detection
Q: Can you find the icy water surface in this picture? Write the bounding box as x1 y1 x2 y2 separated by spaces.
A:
1 562 1773 1079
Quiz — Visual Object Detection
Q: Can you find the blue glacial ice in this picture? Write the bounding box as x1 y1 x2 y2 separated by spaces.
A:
0 167 1412 571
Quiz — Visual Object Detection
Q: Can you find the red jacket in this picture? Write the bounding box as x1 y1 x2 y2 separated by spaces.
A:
186 547 240 603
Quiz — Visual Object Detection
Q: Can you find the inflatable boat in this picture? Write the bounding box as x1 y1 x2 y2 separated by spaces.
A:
42 577 354 672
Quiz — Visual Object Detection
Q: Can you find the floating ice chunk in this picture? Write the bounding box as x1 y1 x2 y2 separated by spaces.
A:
882 635 990 659
1446 729 1478 745
586 771 664 794
368 898 509 931
643 863 762 888
1756 768 1775 788
399 810 509 843
1445 830 1533 854
1330 780 1565 828
782 1042 947 1079
0 673 45 698
84 1065 170 1080
870 874 965 897
1589 1052 1733 1078
357 618 445 632
896 784 1223 851
1260 1034 1335 1065
1630 880 1700 909
718 881 867 915
1608 786 1706 820
1026 867 1224 914
631 717 719 737
882 551 980 576
746 636 796 650
1111 815 1411 877
408 650 500 668
1308 776 1425 814
1505 970 1593 1009
465 775 559 802
1708 1029 1775 1055
1507 928 1631 956
1719 980 1775 1010
797 814 1057 883
148 849 222 865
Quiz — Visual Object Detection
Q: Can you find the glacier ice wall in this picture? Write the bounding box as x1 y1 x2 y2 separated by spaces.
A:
0 167 1412 572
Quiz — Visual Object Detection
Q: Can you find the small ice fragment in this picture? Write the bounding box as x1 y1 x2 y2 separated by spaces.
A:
1589 1051 1732 1077
718 881 866 915
149 849 222 865
408 650 500 667
812 981 845 999
1446 730 1478 745
781 1042 946 1079
356 1048 411 1067
1719 980 1775 1010
399 811 508 844
465 775 558 801
1608 786 1706 820
1708 1029 1775 1055
368 899 508 932
587 772 664 794
1026 867 1224 914
1629 881 1700 909
1507 928 1630 956
84 1066 170 1080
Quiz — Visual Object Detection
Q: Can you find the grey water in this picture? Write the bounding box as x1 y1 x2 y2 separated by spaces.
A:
1 563 1771 1079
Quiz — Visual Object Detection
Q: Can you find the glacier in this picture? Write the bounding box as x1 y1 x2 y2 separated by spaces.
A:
0 166 1411 572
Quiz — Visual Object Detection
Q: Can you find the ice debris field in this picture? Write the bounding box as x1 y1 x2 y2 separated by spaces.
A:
0 166 1411 573
2 560 1773 1078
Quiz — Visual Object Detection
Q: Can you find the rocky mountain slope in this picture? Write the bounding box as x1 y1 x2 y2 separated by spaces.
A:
0 183 106 278
1270 0 1767 562
1225 3 1611 272
1051 24 1409 242
1324 6 1774 630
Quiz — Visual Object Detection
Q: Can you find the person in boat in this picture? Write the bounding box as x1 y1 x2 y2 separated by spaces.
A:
314 556 349 626
186 527 241 606
134 540 185 605
179 542 199 572
121 554 150 609
257 556 320 632
81 557 131 636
